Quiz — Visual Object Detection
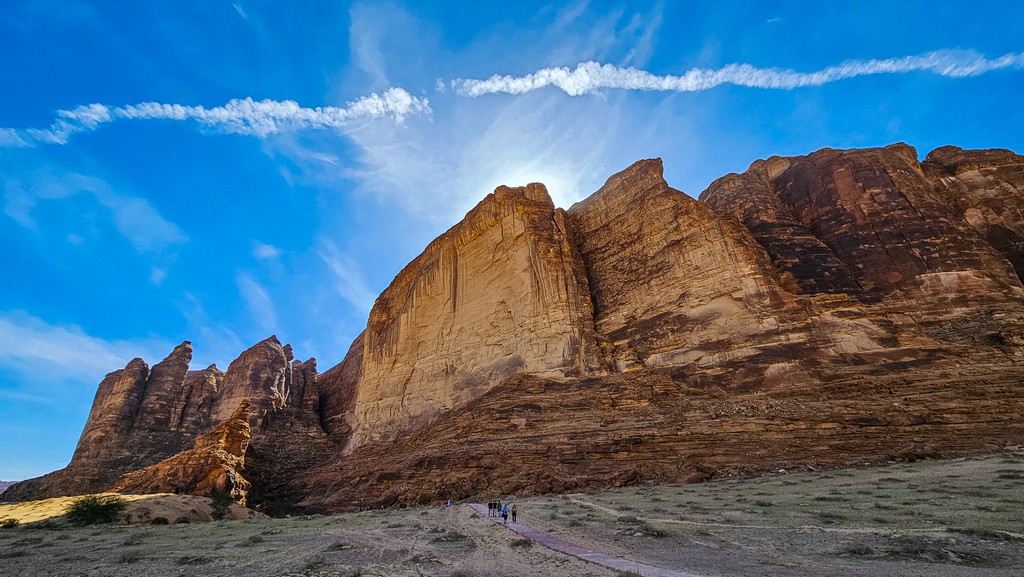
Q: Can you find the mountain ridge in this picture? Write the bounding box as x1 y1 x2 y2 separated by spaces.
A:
5 142 1023 508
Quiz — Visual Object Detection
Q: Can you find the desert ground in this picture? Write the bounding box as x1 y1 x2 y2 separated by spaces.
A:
1 450 1022 577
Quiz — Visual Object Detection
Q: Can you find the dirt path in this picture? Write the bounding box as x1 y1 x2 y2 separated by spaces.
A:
468 503 703 577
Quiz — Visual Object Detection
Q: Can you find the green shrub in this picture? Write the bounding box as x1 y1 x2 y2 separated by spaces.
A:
0 518 19 529
63 495 127 526
150 517 169 525
209 489 234 521
510 537 533 548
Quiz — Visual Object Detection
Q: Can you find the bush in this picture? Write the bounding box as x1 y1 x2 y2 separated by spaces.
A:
150 517 169 525
510 537 533 548
209 489 234 521
0 518 19 529
63 495 127 526
173 516 191 524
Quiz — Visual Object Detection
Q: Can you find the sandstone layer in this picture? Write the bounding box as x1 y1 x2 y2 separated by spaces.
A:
5 143 1023 512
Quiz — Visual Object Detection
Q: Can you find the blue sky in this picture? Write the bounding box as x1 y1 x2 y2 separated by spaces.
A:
1 0 1022 480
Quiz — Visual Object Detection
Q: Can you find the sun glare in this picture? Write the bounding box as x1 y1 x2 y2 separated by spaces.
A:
484 166 584 211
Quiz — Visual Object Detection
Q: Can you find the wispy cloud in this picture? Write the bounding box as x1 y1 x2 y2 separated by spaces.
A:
0 310 173 382
2 169 187 253
236 273 278 335
252 242 283 260
317 239 378 314
2 88 431 147
452 49 1024 97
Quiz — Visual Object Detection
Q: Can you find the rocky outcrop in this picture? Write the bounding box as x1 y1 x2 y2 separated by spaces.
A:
923 146 1024 284
3 337 328 504
333 183 599 450
113 401 253 504
700 143 1021 299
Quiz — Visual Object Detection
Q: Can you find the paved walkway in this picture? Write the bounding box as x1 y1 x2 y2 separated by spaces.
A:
468 503 703 577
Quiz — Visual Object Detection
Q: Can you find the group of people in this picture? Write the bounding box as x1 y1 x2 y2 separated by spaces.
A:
486 499 517 524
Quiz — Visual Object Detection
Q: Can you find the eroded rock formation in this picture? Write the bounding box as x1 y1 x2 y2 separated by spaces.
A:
2 336 327 503
5 143 1023 510
334 183 599 450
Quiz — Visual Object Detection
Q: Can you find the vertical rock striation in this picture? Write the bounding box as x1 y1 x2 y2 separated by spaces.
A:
566 158 795 371
700 144 1022 300
336 183 598 450
923 146 1024 284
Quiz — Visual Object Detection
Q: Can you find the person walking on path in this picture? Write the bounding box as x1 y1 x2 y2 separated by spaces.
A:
487 501 494 517
510 504 517 523
501 505 509 524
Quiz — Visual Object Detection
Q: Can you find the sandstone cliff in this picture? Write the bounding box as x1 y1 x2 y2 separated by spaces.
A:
323 183 599 450
297 143 1024 507
6 143 1023 510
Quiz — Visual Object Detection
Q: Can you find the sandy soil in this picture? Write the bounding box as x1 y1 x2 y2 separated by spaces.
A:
0 451 1021 577
519 450 1024 577
0 493 264 525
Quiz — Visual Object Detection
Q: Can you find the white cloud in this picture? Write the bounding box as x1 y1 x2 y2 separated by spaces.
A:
0 310 174 383
149 266 167 285
2 169 187 253
452 49 1024 97
252 242 282 260
2 88 431 147
232 2 248 19
317 239 378 314
236 273 279 335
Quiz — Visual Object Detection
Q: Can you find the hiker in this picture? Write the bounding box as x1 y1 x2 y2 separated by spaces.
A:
488 501 494 517
510 503 517 523
501 505 509 524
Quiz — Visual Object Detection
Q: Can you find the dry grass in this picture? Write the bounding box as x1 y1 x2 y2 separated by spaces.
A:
0 493 264 526
0 451 1021 576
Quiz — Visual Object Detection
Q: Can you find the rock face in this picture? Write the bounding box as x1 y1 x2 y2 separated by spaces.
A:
565 158 794 372
5 143 1024 511
328 183 598 450
113 401 253 504
701 144 1020 298
923 146 1024 284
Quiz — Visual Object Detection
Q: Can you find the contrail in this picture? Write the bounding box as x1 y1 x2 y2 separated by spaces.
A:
0 87 431 147
451 49 1024 97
